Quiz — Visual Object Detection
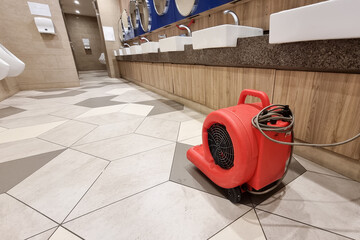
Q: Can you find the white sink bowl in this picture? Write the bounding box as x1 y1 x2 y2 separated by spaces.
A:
192 24 263 50
130 45 142 55
141 42 159 54
269 0 360 44
0 44 25 77
159 36 192 52
0 58 10 81
121 48 131 55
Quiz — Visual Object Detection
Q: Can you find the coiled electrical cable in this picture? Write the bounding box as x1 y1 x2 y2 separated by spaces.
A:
247 104 359 195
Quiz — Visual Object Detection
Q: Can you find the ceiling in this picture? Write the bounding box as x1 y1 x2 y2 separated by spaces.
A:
60 0 96 17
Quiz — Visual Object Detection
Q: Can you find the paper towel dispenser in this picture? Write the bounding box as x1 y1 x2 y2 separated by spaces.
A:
34 17 55 34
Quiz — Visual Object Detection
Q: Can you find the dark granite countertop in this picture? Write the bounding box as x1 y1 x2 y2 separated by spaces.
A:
116 35 360 74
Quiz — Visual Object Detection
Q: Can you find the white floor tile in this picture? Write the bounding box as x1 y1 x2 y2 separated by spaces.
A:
50 105 90 119
74 118 144 146
179 135 203 146
0 194 56 240
0 126 6 133
151 108 205 122
177 118 205 141
76 104 126 119
0 121 67 144
75 112 143 126
257 172 360 239
39 120 96 147
119 103 153 116
66 144 176 220
0 115 67 129
28 228 57 240
0 138 64 164
49 227 82 240
106 88 133 95
136 117 180 141
209 209 266 240
64 182 251 240
8 149 108 223
72 133 171 161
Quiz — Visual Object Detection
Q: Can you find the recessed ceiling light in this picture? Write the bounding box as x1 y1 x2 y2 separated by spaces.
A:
75 10 80 14
74 0 80 4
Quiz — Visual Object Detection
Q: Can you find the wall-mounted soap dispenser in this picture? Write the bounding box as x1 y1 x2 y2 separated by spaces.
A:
34 17 55 34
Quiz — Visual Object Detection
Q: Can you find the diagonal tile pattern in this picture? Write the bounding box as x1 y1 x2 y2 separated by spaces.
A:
0 71 358 240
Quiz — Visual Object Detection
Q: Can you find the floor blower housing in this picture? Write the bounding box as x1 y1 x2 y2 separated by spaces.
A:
187 89 293 195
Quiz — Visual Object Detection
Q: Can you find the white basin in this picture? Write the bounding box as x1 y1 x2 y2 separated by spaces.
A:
0 43 25 77
130 45 142 55
159 36 192 52
121 48 131 55
192 24 263 50
0 58 10 81
141 42 159 54
269 0 360 44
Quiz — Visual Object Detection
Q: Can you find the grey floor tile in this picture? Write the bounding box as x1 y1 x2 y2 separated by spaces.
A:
170 143 226 198
0 138 65 164
72 133 171 161
0 194 57 240
0 149 65 193
64 182 251 240
250 157 307 206
8 149 108 223
66 144 176 221
74 118 144 146
135 117 180 141
75 96 125 108
151 107 206 122
0 106 25 119
39 120 97 147
257 172 360 239
293 154 349 179
36 88 70 93
111 90 158 102
257 210 351 240
50 105 90 119
30 90 85 99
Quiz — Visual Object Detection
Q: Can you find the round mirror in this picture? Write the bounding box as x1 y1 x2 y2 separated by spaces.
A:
138 0 152 32
153 0 170 16
175 0 198 16
121 10 130 35
129 0 139 29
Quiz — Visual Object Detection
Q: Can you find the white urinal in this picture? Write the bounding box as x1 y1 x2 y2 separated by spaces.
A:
0 58 10 80
0 43 25 77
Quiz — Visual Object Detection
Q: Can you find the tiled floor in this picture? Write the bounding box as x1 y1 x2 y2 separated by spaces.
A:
0 71 358 240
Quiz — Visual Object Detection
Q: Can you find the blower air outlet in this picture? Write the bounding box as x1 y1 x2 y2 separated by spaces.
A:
207 123 234 169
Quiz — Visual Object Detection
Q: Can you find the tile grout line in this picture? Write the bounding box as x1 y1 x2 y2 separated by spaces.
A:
59 225 85 240
60 161 111 224
168 122 182 181
255 208 356 240
44 225 60 240
62 181 169 224
253 208 268 240
169 180 228 200
23 226 58 240
206 208 254 240
305 170 355 182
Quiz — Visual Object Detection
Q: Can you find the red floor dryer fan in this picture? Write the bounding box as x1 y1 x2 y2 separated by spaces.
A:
187 89 294 203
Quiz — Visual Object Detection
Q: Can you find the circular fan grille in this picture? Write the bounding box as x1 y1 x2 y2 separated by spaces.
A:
207 123 234 169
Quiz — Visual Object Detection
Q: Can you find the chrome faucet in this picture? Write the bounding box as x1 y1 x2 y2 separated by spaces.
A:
178 25 192 37
123 43 130 48
158 34 166 39
141 37 150 43
223 10 239 25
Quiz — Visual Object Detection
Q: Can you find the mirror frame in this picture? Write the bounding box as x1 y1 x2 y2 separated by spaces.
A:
175 0 199 17
129 0 140 30
153 0 170 16
138 0 152 32
121 9 130 35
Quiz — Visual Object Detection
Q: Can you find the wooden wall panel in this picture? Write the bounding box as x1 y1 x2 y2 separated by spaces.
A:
273 70 360 160
205 67 275 109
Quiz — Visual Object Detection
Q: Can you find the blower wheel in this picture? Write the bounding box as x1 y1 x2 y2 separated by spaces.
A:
207 124 234 169
226 187 242 203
